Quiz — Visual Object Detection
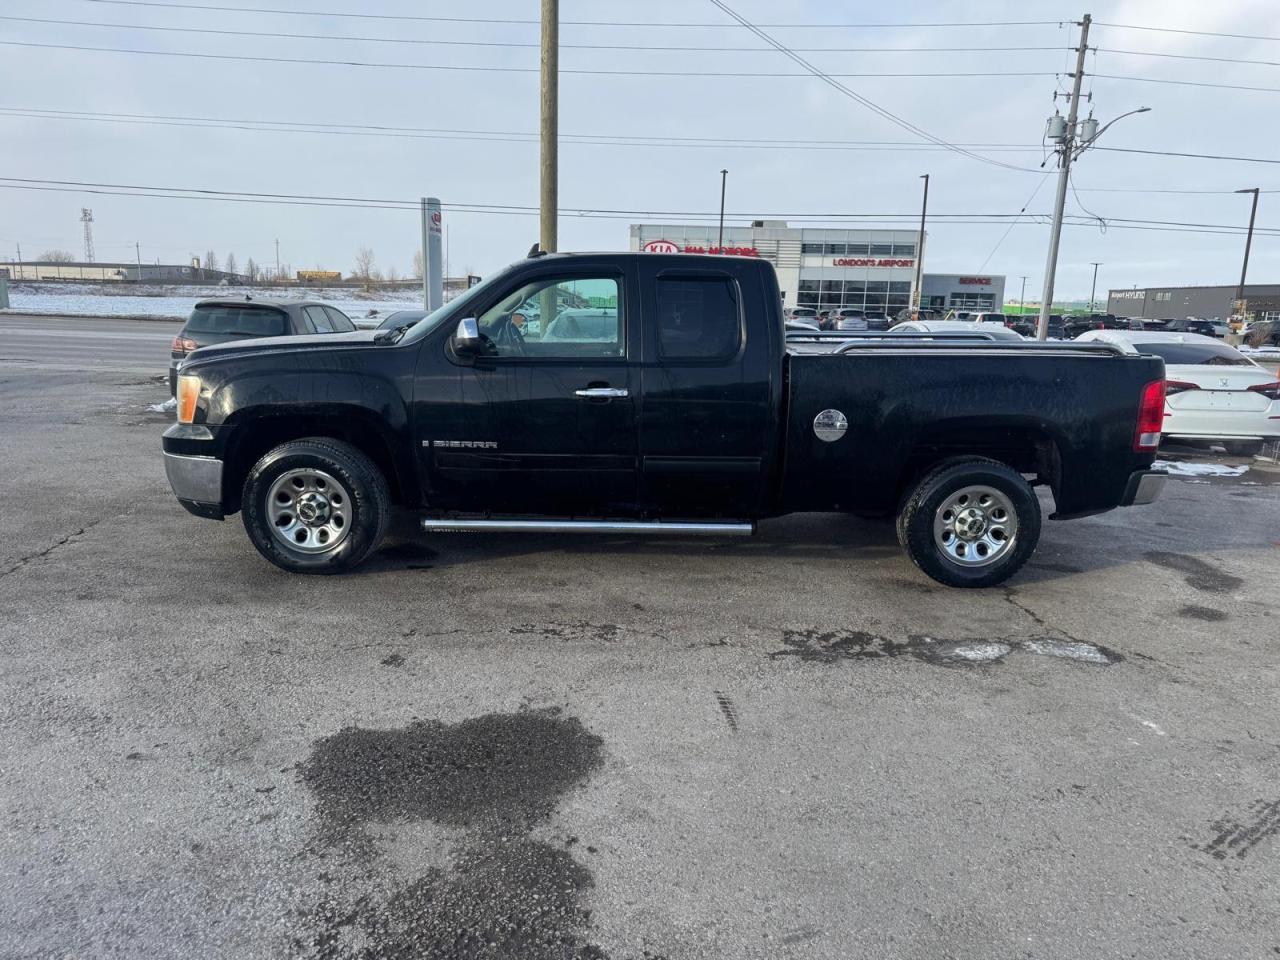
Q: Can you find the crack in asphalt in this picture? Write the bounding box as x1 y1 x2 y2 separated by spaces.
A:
1 520 102 578
1001 586 1089 645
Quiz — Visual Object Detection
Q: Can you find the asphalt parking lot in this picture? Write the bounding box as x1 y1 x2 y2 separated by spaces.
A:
3 317 1280 959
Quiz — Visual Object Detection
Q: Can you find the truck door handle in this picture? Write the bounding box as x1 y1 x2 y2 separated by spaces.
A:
574 387 629 399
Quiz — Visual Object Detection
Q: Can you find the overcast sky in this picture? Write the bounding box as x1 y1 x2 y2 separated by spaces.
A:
1 0 1276 298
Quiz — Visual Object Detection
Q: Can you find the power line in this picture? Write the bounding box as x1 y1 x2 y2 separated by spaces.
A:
1093 73 1280 94
1094 21 1280 43
1094 146 1280 165
704 0 1040 174
977 175 1052 271
0 40 1060 78
0 105 1045 152
68 0 1067 29
3 177 1277 236
0 16 1070 53
1097 47 1280 68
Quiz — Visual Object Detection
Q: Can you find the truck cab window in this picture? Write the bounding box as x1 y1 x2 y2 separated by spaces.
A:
477 276 622 359
657 277 741 360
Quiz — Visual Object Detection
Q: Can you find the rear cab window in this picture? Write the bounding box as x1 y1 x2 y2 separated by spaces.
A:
185 304 288 338
656 275 743 360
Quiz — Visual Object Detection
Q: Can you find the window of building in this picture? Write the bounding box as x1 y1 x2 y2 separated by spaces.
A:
656 276 741 359
870 243 893 255
948 292 996 310
891 243 916 257
800 243 823 255
846 243 870 255
888 281 911 294
824 243 847 255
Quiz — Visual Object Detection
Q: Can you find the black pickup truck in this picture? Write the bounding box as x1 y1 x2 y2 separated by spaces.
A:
162 252 1167 587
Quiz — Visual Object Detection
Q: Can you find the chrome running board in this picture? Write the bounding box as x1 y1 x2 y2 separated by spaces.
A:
421 518 755 536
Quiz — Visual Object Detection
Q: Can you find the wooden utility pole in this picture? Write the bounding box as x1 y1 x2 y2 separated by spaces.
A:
1036 13 1091 340
540 0 559 253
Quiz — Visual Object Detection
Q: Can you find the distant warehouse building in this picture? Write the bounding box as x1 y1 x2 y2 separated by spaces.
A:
4 260 246 283
629 222 1004 314
1108 283 1280 323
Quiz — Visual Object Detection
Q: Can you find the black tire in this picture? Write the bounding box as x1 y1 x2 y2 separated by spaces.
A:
896 458 1041 588
1223 439 1263 457
241 438 390 574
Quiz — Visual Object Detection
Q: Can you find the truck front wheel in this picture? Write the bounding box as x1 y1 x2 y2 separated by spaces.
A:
896 458 1041 588
241 438 390 574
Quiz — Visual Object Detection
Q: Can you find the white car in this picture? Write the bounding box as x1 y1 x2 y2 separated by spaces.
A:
889 320 1024 341
1077 330 1280 455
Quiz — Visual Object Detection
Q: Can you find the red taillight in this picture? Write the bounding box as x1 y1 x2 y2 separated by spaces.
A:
1247 381 1280 401
1135 379 1166 452
171 336 197 354
1164 379 1200 396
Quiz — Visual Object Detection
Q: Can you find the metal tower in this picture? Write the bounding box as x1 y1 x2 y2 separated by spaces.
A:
80 208 95 262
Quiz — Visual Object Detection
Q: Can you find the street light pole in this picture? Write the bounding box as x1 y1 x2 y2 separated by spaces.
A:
1234 187 1260 328
540 0 559 253
1019 275 1028 313
717 169 728 253
912 173 929 313
1088 261 1101 313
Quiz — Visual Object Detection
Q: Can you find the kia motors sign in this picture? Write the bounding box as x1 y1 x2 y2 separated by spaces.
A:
642 239 759 257
642 239 680 253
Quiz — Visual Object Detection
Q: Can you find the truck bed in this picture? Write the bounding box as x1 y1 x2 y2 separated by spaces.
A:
779 340 1162 518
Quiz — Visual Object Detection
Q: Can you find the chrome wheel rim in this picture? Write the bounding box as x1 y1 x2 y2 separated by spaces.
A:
266 468 352 555
932 485 1018 567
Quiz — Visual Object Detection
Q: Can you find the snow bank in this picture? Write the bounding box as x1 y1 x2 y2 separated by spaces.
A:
2 282 424 319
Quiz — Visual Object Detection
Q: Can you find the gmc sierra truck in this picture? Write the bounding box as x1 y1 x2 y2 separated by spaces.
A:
161 252 1167 587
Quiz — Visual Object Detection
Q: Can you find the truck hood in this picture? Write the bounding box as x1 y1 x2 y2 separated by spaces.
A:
182 329 381 366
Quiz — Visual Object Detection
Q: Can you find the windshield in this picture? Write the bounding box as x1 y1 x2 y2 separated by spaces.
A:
1135 342 1253 366
185 305 287 337
398 270 513 344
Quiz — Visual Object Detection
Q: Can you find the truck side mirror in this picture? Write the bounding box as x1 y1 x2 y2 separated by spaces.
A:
452 317 483 357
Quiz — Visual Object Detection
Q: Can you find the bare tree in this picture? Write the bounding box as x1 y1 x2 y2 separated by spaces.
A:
204 249 219 274
38 249 76 262
411 249 424 279
245 256 258 281
385 264 400 282
224 252 238 277
353 247 376 289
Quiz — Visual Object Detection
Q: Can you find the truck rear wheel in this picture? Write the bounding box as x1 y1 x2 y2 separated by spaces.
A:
241 438 390 574
896 458 1041 588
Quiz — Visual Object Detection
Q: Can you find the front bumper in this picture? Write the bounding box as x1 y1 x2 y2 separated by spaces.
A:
1121 469 1167 507
163 451 225 520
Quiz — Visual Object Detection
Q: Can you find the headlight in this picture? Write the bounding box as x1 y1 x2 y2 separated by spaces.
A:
176 374 201 424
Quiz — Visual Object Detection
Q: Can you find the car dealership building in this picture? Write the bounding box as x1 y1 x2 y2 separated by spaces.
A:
629 222 1005 315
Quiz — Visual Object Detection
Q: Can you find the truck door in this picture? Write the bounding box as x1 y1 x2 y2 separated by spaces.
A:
417 263 641 515
638 263 777 517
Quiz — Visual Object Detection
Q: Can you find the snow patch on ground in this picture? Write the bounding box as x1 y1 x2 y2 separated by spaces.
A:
1154 460 1249 478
